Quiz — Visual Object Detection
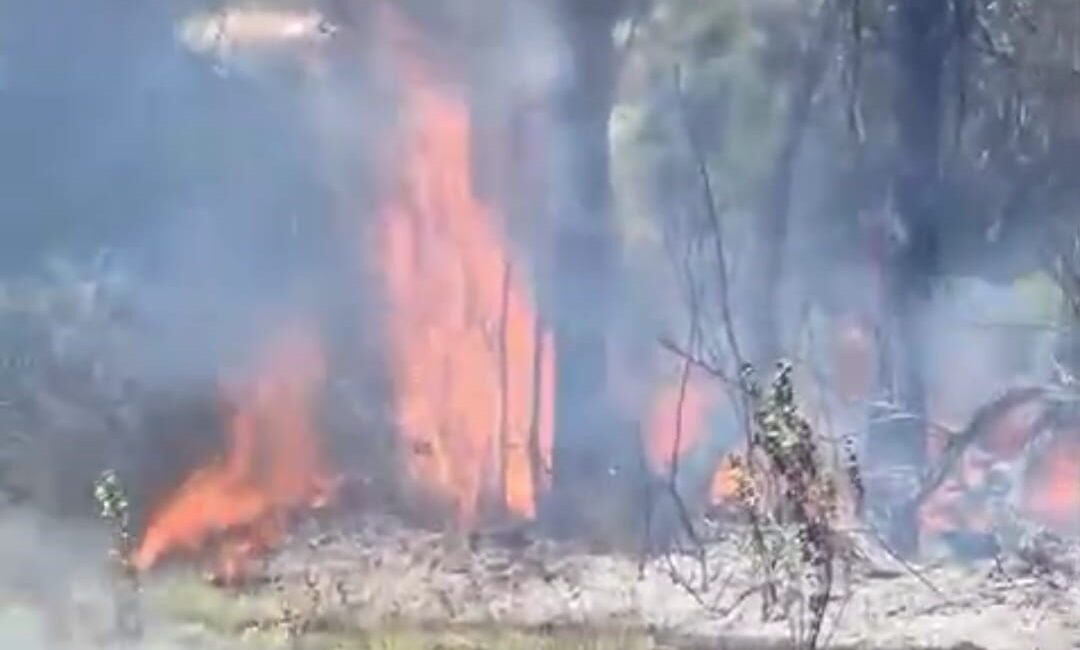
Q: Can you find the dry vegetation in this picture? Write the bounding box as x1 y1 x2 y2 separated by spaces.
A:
3 2 1080 649
0 197 1076 650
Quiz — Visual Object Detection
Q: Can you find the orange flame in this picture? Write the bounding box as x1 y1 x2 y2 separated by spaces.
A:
375 5 554 525
1022 432 1080 531
134 321 337 580
921 394 1080 537
831 314 875 404
645 371 741 503
708 455 743 503
645 375 710 473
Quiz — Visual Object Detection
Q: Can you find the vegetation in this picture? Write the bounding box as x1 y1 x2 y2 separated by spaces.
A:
93 468 143 639
151 571 655 650
1 0 1080 647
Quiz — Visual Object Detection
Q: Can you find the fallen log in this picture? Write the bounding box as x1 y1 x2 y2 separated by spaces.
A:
913 386 1051 511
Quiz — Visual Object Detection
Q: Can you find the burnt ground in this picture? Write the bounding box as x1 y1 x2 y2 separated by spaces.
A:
0 511 1077 649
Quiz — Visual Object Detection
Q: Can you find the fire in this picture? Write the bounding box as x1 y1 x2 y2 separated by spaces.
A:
708 455 744 502
645 373 711 472
1022 432 1080 531
375 4 554 525
921 393 1080 537
644 370 741 502
831 314 875 404
134 321 337 580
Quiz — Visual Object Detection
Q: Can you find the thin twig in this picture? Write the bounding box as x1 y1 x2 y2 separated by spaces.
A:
658 337 733 385
527 311 548 508
496 258 512 514
672 65 745 375
666 281 707 557
863 526 949 601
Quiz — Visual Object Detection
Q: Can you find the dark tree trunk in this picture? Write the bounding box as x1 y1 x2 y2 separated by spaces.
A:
869 0 949 557
749 5 835 368
544 0 632 537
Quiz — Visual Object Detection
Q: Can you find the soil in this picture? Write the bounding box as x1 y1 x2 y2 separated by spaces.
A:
0 511 1077 649
254 514 1080 650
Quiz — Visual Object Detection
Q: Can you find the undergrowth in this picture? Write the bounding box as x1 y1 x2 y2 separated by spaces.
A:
662 361 859 650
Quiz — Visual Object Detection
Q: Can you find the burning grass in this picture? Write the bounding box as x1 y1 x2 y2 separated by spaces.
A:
135 320 339 584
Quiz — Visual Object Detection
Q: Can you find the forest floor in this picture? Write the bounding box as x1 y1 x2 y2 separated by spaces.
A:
0 511 1077 650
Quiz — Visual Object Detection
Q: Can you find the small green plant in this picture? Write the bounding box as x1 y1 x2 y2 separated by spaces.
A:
93 469 143 639
666 362 854 650
737 361 849 650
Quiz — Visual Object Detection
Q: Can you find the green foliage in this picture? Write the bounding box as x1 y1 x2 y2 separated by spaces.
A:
612 0 786 249
94 468 144 639
610 0 807 353
93 469 131 530
661 361 855 649
616 0 1080 290
734 361 849 650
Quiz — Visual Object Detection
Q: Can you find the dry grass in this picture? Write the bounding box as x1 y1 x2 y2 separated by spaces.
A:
302 626 656 650
148 572 281 636
148 571 658 650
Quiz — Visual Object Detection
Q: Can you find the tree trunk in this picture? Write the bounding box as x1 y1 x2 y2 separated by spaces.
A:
749 3 835 368
869 0 949 557
544 0 631 537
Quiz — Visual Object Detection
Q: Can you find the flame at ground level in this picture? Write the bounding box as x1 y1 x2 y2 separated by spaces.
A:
134 321 338 581
374 4 554 526
1023 433 1080 531
921 395 1080 537
645 370 741 503
648 317 1080 534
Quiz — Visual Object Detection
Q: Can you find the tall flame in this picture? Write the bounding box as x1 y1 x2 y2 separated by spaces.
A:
375 5 554 525
134 321 337 580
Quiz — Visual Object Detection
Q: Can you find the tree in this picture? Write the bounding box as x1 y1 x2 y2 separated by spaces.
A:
544 0 636 537
748 0 838 369
857 0 950 557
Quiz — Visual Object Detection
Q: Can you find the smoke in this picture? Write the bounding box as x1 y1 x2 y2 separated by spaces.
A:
0 4 365 636
0 508 111 650
5 0 576 530
0 0 838 642
0 3 1075 642
0 0 1068 499
0 0 574 341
